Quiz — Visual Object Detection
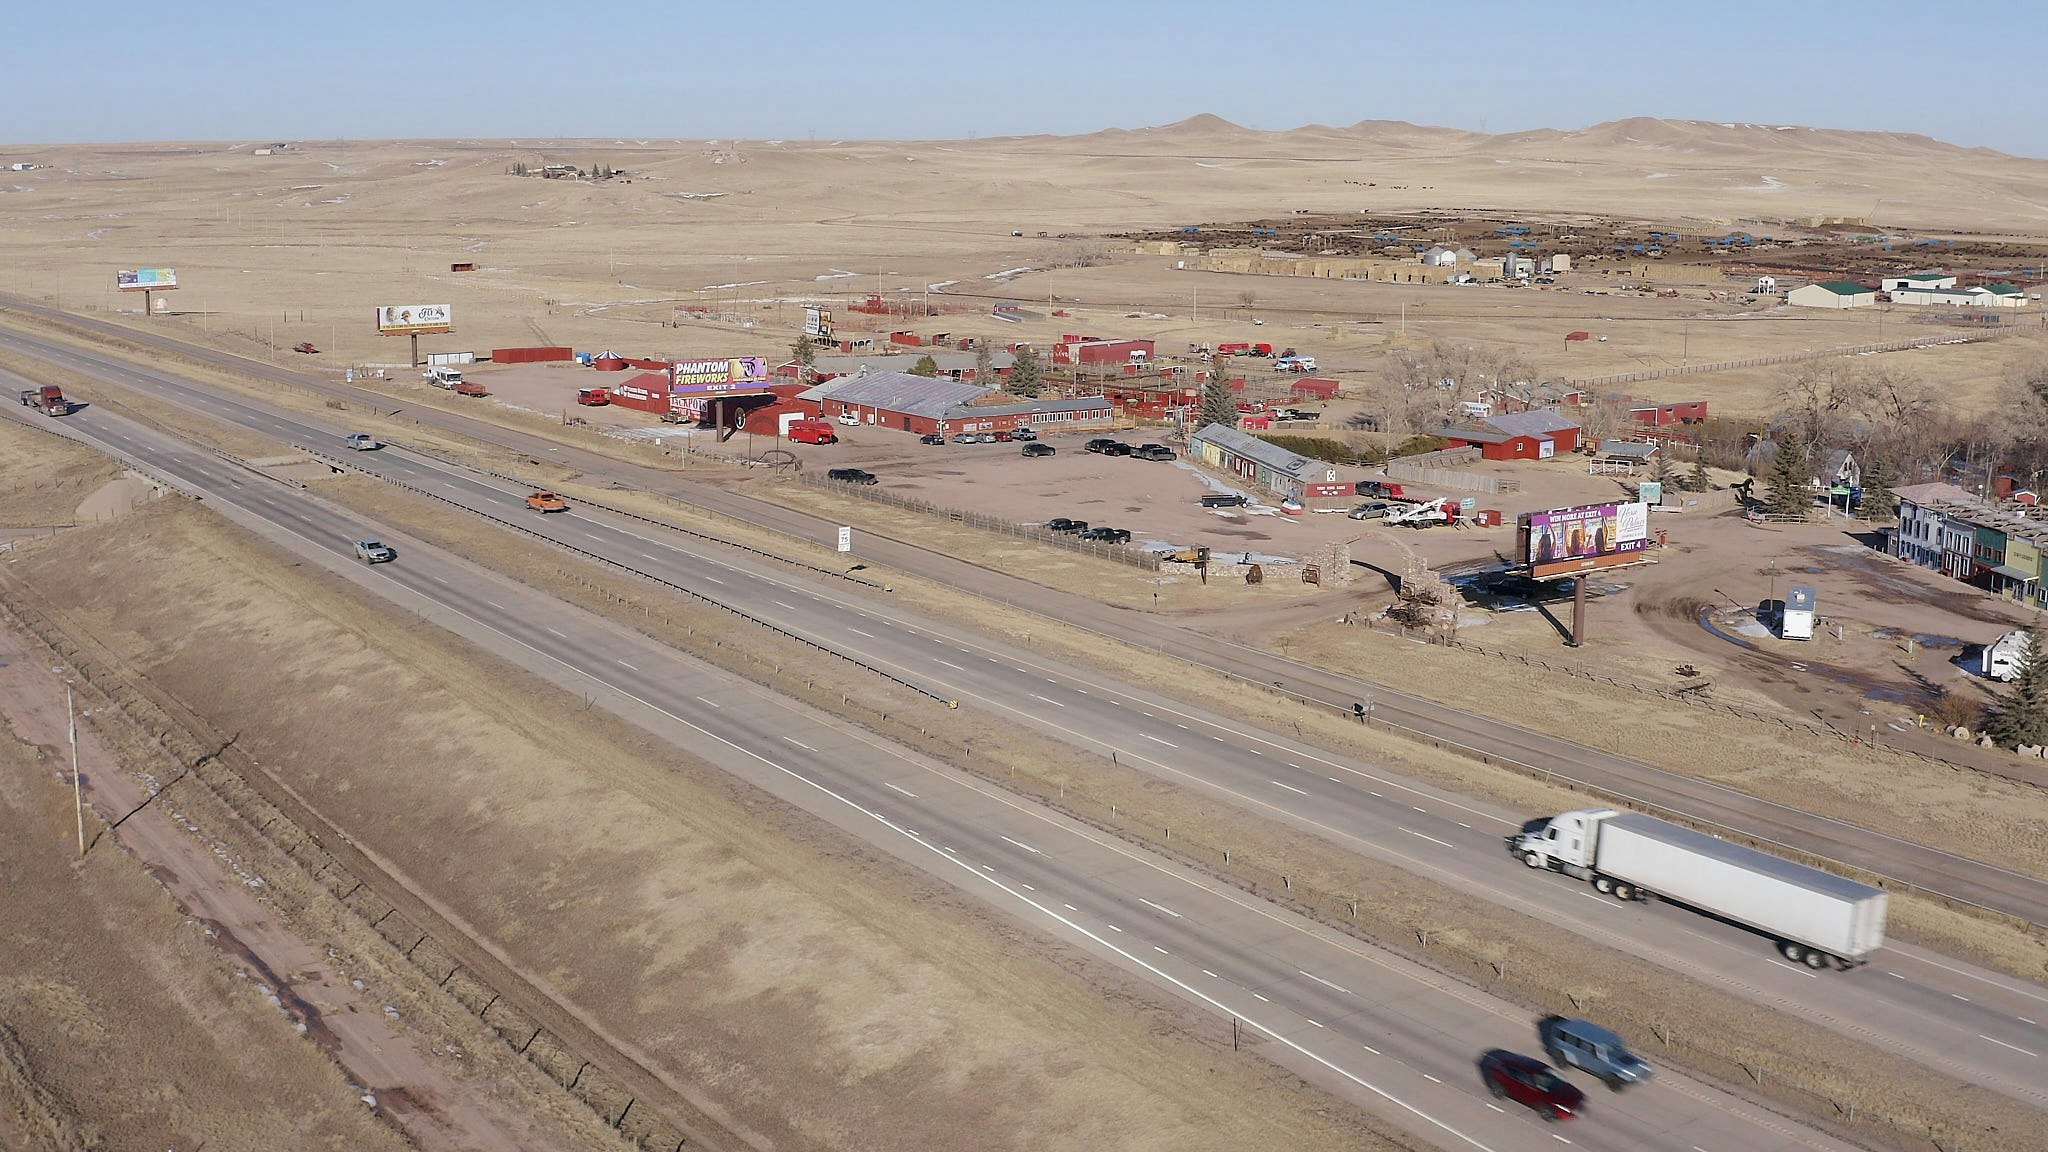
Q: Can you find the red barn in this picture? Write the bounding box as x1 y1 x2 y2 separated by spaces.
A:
1439 409 1581 461
1052 335 1155 366
1629 399 1708 427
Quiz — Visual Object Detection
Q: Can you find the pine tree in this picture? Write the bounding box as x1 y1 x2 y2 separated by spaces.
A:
1986 627 2048 748
1861 456 1895 522
909 354 941 377
1651 448 1675 489
1199 365 1237 429
1687 450 1711 493
1767 434 1811 518
1008 346 1044 398
974 340 994 381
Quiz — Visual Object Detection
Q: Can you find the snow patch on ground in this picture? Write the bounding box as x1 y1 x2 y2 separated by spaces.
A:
815 269 858 280
985 267 1034 281
1645 172 1672 179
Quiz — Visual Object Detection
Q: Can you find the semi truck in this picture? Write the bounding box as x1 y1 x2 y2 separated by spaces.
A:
18 385 72 416
1511 808 1887 968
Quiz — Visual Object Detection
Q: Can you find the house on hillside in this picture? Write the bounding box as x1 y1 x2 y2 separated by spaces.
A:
1787 280 1877 309
1815 449 1860 492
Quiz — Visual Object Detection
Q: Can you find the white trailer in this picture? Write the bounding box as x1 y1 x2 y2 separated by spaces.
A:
1983 630 2033 681
1510 808 1887 968
1780 585 1816 640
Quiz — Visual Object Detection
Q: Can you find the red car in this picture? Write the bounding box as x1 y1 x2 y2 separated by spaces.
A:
1479 1050 1585 1121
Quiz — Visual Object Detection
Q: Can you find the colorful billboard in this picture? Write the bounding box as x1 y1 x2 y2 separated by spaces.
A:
376 304 454 335
116 267 177 291
669 356 770 394
1519 501 1650 579
804 307 833 342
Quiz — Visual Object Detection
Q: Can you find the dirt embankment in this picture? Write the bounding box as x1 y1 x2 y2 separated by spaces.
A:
0 728 415 1152
2 493 1418 1152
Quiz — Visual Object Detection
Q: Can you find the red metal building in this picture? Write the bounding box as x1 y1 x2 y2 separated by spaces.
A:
1629 400 1709 427
1051 335 1156 366
1439 409 1582 460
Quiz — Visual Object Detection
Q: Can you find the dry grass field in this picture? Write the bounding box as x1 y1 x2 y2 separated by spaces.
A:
5 118 2047 420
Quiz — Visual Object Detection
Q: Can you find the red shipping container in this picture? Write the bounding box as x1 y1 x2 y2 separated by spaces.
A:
491 345 574 364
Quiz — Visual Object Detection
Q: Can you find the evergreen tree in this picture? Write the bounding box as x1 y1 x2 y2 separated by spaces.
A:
1008 346 1044 398
1687 450 1711 493
1766 434 1811 517
1861 456 1895 522
909 354 941 377
1651 448 1675 489
1199 364 1237 428
974 340 994 381
1986 627 2048 748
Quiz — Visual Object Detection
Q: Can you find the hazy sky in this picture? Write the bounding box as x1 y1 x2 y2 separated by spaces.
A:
10 0 2045 155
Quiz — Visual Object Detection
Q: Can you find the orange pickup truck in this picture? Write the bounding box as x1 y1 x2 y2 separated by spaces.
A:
525 491 568 513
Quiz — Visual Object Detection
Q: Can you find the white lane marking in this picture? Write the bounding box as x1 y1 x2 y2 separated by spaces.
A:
1369 791 1383 798
1412 806 1427 813
1288 763 1302 769
1457 822 1472 829
1362 1044 1380 1055
486 600 506 610
1252 992 1270 1002
1154 946 1170 955
545 627 567 638
1020 883 1034 891
1271 780 1309 796
695 696 722 709
432 575 447 584
1249 748 1262 755
847 627 875 638
884 781 918 799
1422 1073 1440 1083
1212 736 1225 742
775 601 797 609
1486 1103 1505 1113
1401 828 1454 849
1106 923 1123 933
1766 959 1819 978
1953 994 1971 1002
1299 970 1353 996
1580 893 1613 907
936 659 964 670
783 737 818 752
1329 777 1342 783
642 553 658 560
1982 1035 2039 1057
1202 970 1219 978
1045 678 1057 684
1000 835 1041 855
1062 904 1078 912
1029 693 1065 707
584 533 603 542
1308 1019 1325 1028
617 660 637 670
1141 733 1179 747
981 865 995 872
941 846 955 854
2022 1017 2038 1026
703 576 725 585
1552 1136 1571 1145
1139 898 1183 919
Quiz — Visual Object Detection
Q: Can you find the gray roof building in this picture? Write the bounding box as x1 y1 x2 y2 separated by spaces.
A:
799 372 992 420
811 350 1014 375
1191 422 1336 484
1483 408 1581 438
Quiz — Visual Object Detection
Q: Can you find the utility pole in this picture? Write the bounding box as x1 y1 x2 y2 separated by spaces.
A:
69 687 84 858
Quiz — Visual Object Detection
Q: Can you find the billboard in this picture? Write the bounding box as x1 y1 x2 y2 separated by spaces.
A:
376 304 454 335
1519 501 1650 579
669 356 770 394
804 307 833 342
116 268 177 292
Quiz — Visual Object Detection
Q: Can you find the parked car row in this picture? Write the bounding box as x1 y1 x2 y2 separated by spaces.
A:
1085 438 1176 461
1042 518 1131 544
919 428 1038 445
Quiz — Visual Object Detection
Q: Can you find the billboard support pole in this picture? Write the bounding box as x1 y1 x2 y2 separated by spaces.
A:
410 333 419 368
1568 578 1588 648
142 289 152 318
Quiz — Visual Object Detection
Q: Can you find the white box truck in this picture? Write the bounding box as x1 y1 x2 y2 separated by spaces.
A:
1780 585 1816 640
1510 808 1886 969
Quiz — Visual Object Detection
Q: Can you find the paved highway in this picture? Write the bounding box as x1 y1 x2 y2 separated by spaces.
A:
3 383 1868 1152
7 327 2047 1111
3 305 2041 933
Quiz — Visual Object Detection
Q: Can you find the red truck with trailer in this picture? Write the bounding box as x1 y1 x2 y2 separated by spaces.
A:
1216 341 1274 357
18 385 73 416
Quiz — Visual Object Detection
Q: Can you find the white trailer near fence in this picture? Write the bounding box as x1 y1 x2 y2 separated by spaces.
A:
1511 809 1887 968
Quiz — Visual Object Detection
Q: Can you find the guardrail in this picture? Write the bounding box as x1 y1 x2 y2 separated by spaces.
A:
795 471 1165 572
300 445 957 710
